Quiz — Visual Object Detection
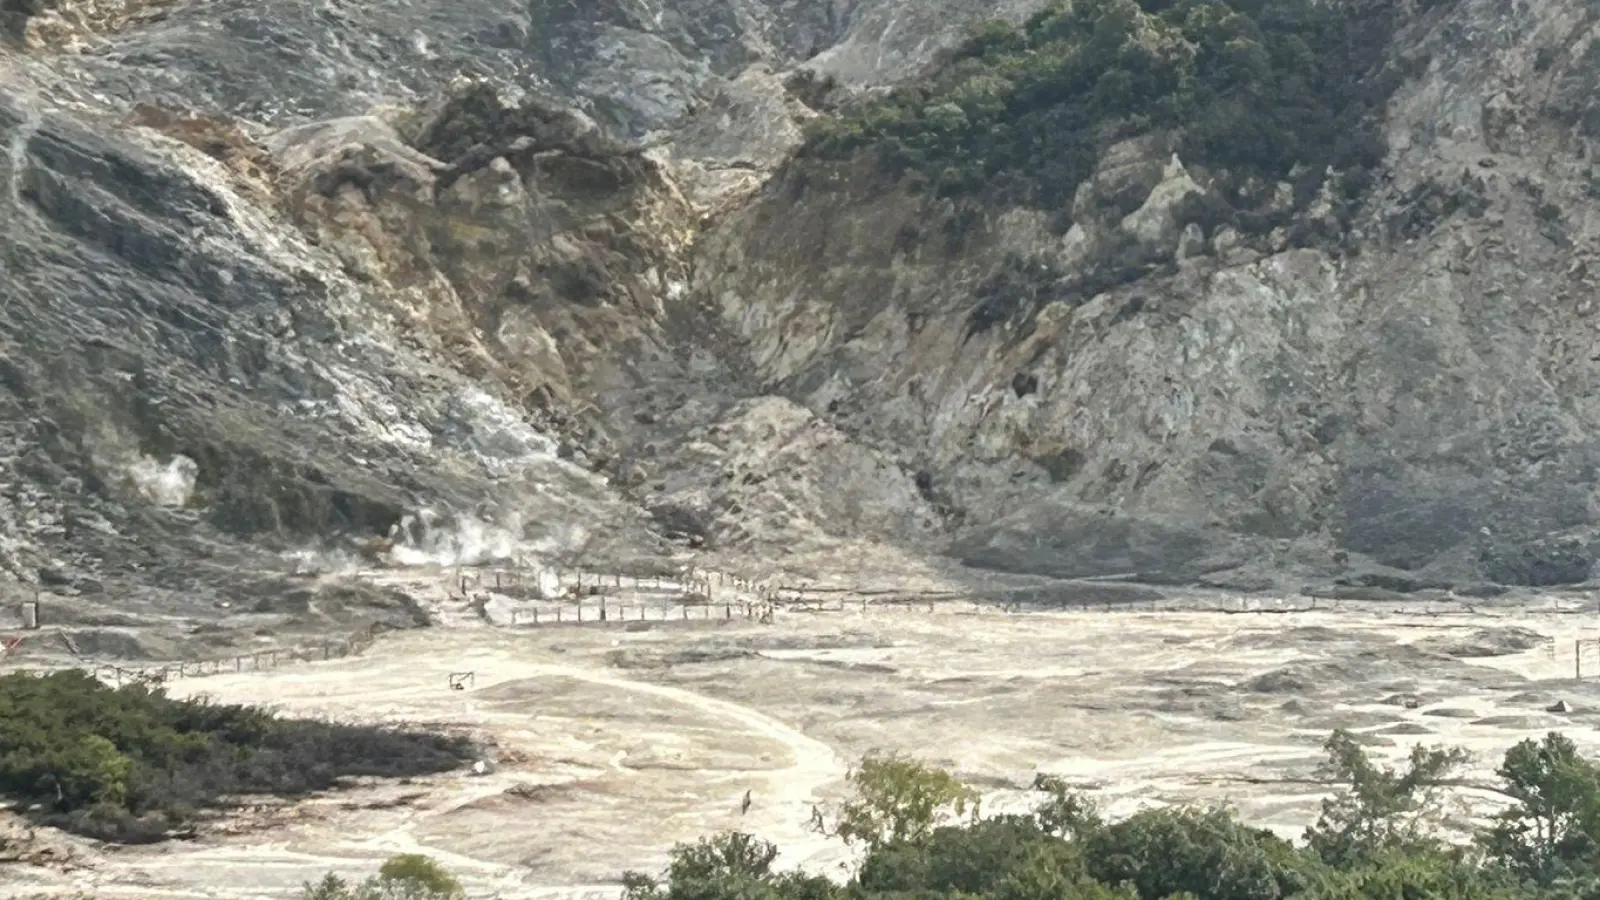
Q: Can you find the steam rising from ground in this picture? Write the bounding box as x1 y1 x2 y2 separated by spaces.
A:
388 509 524 567
125 454 199 507
278 506 599 575
282 545 365 576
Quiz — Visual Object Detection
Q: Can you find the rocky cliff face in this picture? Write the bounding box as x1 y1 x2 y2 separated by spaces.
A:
699 0 1600 591
0 75 677 638
1 0 1598 631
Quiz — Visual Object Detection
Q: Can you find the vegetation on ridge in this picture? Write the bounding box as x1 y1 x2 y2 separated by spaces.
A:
801 0 1398 219
0 670 474 843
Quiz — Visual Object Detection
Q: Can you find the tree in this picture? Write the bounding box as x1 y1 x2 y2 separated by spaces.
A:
834 751 980 847
1480 732 1600 884
858 815 1066 895
995 844 1136 900
1298 848 1515 900
667 832 781 884
302 855 466 900
1031 773 1103 840
0 670 470 842
1305 730 1468 867
55 734 132 808
797 0 1398 229
303 874 357 900
374 854 467 900
623 832 836 900
1080 805 1313 900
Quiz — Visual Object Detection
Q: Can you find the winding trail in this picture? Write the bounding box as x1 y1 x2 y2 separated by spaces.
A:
96 642 853 899
518 662 846 865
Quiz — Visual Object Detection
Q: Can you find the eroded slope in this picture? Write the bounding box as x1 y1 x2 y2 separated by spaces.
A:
698 0 1600 590
4 0 1600 633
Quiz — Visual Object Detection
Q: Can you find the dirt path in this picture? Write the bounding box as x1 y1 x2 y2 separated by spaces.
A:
25 565 1598 899
517 663 846 868
93 638 853 899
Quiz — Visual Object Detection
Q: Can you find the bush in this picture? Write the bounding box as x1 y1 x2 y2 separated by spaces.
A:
627 735 1600 900
304 854 466 900
800 0 1398 215
0 670 474 841
1080 806 1316 900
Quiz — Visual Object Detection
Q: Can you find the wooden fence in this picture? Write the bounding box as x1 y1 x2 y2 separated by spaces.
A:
447 561 808 605
456 559 1593 628
82 625 383 688
505 599 769 627
11 558 1586 689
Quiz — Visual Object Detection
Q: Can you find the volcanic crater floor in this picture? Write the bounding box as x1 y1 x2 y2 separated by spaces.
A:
10 599 1600 899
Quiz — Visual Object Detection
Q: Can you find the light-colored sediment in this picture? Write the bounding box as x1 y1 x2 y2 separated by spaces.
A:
7 589 1600 899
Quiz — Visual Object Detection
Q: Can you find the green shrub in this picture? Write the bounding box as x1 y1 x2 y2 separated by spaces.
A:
615 734 1600 900
0 670 473 842
303 854 467 900
1080 806 1316 900
800 0 1398 217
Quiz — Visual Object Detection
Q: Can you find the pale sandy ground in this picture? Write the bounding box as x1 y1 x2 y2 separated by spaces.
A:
7 576 1600 900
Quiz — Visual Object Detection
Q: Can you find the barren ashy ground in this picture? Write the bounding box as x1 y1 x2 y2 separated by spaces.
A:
8 585 1600 900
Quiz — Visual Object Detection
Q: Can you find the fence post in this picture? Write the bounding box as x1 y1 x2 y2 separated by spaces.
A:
1578 641 1583 682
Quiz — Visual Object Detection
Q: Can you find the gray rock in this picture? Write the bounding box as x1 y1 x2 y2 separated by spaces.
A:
4 0 1600 635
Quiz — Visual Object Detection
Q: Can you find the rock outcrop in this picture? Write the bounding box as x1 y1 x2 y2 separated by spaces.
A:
694 0 1600 589
3 0 1600 610
0 73 677 620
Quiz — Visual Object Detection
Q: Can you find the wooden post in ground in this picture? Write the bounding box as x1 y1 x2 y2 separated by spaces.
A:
1577 641 1583 682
